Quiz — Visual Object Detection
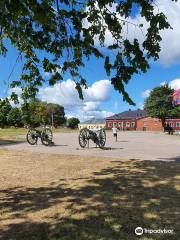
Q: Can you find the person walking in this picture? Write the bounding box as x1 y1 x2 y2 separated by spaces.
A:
112 124 119 142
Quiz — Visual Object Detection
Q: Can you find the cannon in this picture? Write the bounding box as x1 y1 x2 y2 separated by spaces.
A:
78 128 106 149
26 127 54 146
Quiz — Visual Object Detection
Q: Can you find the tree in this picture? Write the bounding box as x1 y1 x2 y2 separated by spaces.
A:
21 99 47 127
0 99 12 128
169 106 180 118
21 99 66 127
144 85 174 128
7 107 22 127
67 117 80 129
0 0 173 104
45 103 66 127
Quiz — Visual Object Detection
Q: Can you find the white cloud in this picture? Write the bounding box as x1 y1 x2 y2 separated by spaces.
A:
141 78 180 101
138 102 144 110
8 87 23 107
8 87 22 96
156 0 180 65
7 79 113 120
127 0 180 65
39 79 113 121
142 89 151 98
84 80 112 101
39 79 112 106
169 78 180 90
42 66 62 78
83 101 100 111
66 109 114 122
39 79 81 108
85 1 180 66
160 81 166 86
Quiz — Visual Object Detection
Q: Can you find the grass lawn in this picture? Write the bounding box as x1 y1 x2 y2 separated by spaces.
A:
0 128 27 140
0 150 179 240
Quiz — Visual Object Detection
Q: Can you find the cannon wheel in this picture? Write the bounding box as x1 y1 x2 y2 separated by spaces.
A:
79 128 89 148
41 128 53 146
97 129 106 149
26 129 38 145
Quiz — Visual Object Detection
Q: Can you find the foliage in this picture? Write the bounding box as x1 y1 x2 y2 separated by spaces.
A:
169 106 180 118
7 107 23 127
21 99 46 127
21 99 66 127
67 117 80 129
46 103 66 127
0 97 66 128
0 0 174 104
0 99 12 128
144 85 174 126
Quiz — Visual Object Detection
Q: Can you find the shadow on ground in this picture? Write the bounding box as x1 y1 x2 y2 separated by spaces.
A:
0 139 24 146
0 158 180 240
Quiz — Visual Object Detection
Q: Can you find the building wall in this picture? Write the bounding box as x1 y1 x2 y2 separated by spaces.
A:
136 117 163 131
106 116 180 132
105 119 136 130
78 123 105 130
165 119 180 131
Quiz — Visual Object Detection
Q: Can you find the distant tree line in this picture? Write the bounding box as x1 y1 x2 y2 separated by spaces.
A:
0 98 80 129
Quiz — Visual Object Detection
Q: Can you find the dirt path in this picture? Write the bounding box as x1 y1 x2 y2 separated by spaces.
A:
2 131 180 161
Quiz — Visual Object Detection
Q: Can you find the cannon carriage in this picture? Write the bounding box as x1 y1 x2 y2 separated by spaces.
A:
78 128 106 149
26 126 53 146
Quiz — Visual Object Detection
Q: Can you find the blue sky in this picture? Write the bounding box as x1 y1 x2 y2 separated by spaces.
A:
1 0 180 121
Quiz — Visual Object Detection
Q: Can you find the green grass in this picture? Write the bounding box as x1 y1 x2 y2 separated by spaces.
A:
53 127 78 133
0 127 78 141
0 128 27 140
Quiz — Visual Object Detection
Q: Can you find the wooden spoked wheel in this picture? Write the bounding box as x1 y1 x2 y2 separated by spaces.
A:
79 128 89 148
26 129 38 145
41 128 53 146
97 129 106 148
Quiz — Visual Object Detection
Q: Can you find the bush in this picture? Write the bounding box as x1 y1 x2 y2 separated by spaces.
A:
67 118 80 129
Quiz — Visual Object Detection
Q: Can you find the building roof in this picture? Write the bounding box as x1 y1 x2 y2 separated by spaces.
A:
80 118 105 124
106 109 147 120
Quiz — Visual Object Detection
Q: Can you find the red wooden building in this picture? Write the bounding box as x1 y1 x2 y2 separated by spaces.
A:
106 109 147 130
165 119 180 131
106 109 180 132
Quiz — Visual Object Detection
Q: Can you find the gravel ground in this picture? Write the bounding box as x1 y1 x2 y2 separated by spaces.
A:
2 131 180 161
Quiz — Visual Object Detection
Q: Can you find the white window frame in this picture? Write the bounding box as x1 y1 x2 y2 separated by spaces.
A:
131 122 135 127
176 122 180 127
126 122 130 127
170 122 174 127
108 122 112 128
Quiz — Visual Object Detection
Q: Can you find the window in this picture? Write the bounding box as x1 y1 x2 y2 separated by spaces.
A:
126 122 130 127
118 122 122 127
131 122 135 127
108 122 112 128
113 122 117 127
176 122 180 127
169 122 174 127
